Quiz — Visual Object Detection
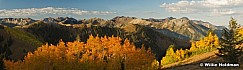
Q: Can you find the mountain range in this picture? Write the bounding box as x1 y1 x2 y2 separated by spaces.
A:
0 16 226 61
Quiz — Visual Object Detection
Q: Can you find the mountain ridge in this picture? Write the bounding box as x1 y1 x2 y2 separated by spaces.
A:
0 16 225 60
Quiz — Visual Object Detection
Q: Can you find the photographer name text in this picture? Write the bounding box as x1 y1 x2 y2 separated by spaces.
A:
200 63 239 67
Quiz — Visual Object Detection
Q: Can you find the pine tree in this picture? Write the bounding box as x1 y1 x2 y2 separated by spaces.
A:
217 18 243 63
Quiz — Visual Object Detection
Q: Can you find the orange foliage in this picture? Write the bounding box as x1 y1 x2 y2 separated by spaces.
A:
4 35 155 70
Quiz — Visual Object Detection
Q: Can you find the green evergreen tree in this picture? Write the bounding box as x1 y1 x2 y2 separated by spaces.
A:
217 18 243 63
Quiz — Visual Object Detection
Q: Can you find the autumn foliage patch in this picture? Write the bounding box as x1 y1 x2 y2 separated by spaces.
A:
4 35 156 70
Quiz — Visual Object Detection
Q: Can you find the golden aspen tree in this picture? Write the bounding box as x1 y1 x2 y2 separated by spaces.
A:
179 49 185 59
175 50 182 61
160 30 220 66
190 42 197 52
151 59 159 69
161 45 176 65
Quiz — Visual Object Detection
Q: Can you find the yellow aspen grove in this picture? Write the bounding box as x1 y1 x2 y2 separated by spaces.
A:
161 30 220 65
190 31 219 55
4 35 155 70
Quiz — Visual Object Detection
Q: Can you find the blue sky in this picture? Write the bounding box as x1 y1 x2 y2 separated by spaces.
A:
0 0 243 26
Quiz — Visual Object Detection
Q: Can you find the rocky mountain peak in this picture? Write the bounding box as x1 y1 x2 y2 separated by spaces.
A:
0 18 36 26
129 19 152 25
180 17 189 20
111 16 137 24
112 16 137 20
144 18 164 22
42 17 78 24
163 17 191 27
60 17 78 24
83 18 106 25
42 17 57 23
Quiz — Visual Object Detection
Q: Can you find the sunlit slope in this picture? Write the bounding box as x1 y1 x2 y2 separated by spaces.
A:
163 50 243 70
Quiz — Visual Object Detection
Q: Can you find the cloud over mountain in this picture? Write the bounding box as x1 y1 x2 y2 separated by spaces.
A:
160 0 243 16
0 7 116 17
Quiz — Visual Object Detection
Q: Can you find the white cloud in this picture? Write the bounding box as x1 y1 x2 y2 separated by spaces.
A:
160 0 243 16
211 9 237 16
0 7 116 17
